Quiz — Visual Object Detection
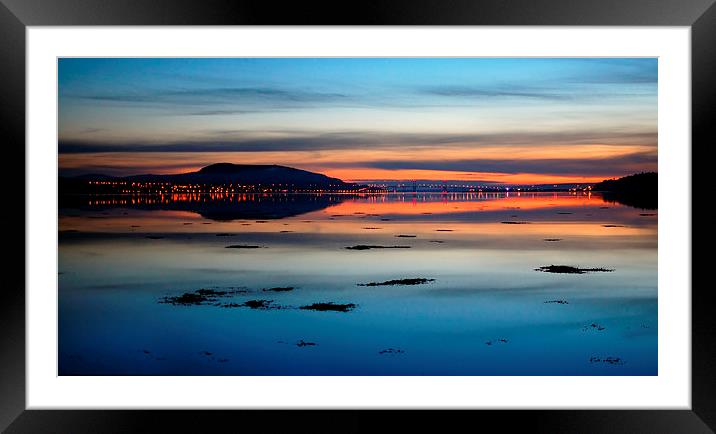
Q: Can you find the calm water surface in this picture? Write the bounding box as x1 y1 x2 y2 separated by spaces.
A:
58 192 657 375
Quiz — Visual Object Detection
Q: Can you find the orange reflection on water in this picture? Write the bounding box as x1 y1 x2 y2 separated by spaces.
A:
59 192 655 243
320 192 599 216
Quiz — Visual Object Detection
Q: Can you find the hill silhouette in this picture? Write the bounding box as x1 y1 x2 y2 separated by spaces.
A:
593 172 657 209
60 163 357 193
58 163 363 220
129 163 352 188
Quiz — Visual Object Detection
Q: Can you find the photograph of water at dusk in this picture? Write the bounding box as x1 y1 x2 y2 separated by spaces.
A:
58 58 657 375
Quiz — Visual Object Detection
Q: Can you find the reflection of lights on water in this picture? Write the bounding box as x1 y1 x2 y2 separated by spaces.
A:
82 190 612 218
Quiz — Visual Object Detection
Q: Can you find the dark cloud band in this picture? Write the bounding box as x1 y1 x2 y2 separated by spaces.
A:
319 152 657 176
59 130 656 154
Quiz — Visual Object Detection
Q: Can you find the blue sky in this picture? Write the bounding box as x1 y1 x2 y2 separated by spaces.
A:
58 58 657 183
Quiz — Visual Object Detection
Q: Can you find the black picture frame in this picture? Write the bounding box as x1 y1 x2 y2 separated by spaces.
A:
0 1 711 432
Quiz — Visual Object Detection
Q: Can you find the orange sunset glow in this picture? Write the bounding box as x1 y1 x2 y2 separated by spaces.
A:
58 58 657 184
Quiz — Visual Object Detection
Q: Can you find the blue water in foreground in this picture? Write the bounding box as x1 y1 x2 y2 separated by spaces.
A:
58 192 657 375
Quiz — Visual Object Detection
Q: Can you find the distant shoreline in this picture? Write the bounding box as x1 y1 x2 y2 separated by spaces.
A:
592 172 657 210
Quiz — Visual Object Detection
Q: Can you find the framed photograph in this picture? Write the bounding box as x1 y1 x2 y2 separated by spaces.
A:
2 0 711 432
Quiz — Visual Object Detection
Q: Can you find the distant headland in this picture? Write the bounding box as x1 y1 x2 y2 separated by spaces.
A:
592 172 657 210
60 163 375 195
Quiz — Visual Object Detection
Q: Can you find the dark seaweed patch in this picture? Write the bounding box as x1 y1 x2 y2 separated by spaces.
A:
378 348 405 355
345 245 411 250
590 356 624 365
300 302 356 312
263 286 294 292
160 292 207 305
218 299 279 309
159 288 237 305
358 278 435 286
535 265 613 274
296 340 317 347
195 288 230 296
242 299 274 309
160 292 210 305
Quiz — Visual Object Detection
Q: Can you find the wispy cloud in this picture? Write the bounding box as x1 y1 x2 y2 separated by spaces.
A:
77 128 106 134
184 109 265 116
61 79 655 121
62 86 350 112
566 59 658 84
321 152 657 176
422 86 570 100
58 129 656 154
